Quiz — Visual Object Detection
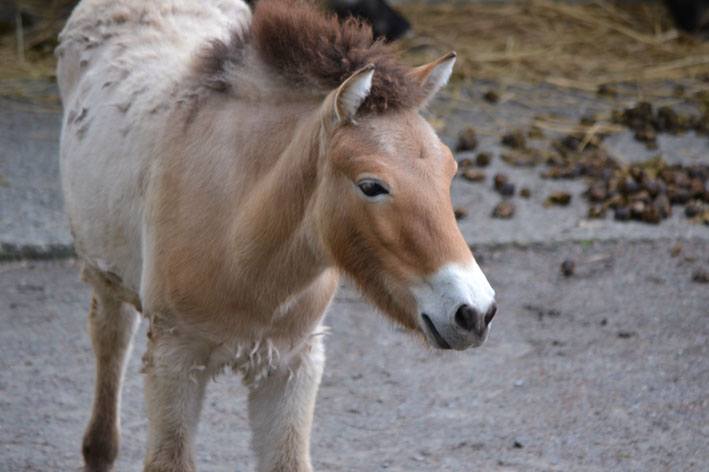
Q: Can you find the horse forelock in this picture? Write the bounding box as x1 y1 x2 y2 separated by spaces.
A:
196 0 424 113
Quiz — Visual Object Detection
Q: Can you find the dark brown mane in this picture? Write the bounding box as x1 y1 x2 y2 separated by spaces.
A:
196 0 424 113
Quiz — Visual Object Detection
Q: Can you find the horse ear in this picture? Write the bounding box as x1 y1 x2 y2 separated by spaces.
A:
333 64 375 123
411 52 456 108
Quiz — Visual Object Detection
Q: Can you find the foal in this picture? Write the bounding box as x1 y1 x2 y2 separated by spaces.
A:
56 0 496 470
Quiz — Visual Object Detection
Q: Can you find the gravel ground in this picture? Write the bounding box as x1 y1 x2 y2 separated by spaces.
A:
2 6 708 470
1 239 707 471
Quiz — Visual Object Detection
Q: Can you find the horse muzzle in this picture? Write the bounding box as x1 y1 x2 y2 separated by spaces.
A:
413 261 497 350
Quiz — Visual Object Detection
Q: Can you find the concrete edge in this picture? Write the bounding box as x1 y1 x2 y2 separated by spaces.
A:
0 242 76 262
1 236 705 263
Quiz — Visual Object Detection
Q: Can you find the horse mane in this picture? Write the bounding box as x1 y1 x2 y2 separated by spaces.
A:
195 0 424 113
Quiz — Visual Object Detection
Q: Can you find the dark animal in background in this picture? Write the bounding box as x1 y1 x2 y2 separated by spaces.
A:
664 0 709 33
330 0 410 41
244 0 410 40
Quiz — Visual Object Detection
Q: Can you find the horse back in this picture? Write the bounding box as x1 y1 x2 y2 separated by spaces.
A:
57 0 251 293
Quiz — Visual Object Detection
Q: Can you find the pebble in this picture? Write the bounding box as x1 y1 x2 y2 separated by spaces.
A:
483 89 499 103
545 191 572 206
497 182 515 197
493 173 509 190
492 201 515 219
614 207 631 221
561 259 575 276
458 157 473 168
461 169 485 182
588 204 606 218
685 201 704 218
456 127 478 152
501 130 526 149
476 152 492 167
692 269 709 283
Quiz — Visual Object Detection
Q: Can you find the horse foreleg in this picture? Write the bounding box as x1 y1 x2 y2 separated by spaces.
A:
247 335 325 472
142 319 209 472
82 286 140 472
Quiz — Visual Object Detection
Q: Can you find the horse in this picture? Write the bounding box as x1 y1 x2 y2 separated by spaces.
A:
56 0 497 470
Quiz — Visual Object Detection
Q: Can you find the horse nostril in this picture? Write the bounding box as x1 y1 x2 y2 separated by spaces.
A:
454 304 479 332
485 302 497 325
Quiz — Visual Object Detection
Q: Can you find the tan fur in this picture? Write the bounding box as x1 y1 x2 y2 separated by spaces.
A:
58 1 483 471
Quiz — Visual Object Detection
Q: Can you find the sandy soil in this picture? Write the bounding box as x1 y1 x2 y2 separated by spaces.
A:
1 238 707 472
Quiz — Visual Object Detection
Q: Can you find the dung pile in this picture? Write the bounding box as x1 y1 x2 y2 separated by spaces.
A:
612 101 709 149
541 139 709 224
456 113 709 225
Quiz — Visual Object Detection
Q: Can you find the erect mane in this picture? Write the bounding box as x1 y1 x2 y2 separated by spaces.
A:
196 0 425 113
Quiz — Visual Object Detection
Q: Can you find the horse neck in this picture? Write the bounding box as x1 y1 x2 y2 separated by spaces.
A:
225 103 334 308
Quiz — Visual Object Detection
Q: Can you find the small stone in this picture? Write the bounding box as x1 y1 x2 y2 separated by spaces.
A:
456 127 478 152
520 187 531 198
454 207 468 220
634 127 657 145
617 331 635 338
692 269 709 283
561 259 575 276
497 182 515 197
545 191 572 206
501 130 526 149
493 173 509 190
461 169 485 182
654 194 672 218
541 167 564 179
513 441 524 449
588 182 607 202
618 178 639 196
656 106 680 134
643 179 662 197
671 244 682 257
633 190 651 204
668 186 691 204
492 201 515 219
685 201 704 218
629 200 646 219
688 178 706 198
642 206 661 224
482 89 499 103
588 204 606 218
458 158 473 168
614 207 631 221
475 152 492 167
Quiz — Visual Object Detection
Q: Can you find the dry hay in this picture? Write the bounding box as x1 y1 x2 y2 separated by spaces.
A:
0 0 76 106
398 0 709 95
2 0 709 105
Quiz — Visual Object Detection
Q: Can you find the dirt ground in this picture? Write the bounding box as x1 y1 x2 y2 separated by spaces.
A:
1 239 707 472
2 1 709 470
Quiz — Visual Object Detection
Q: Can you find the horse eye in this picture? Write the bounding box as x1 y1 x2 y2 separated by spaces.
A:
358 180 389 198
